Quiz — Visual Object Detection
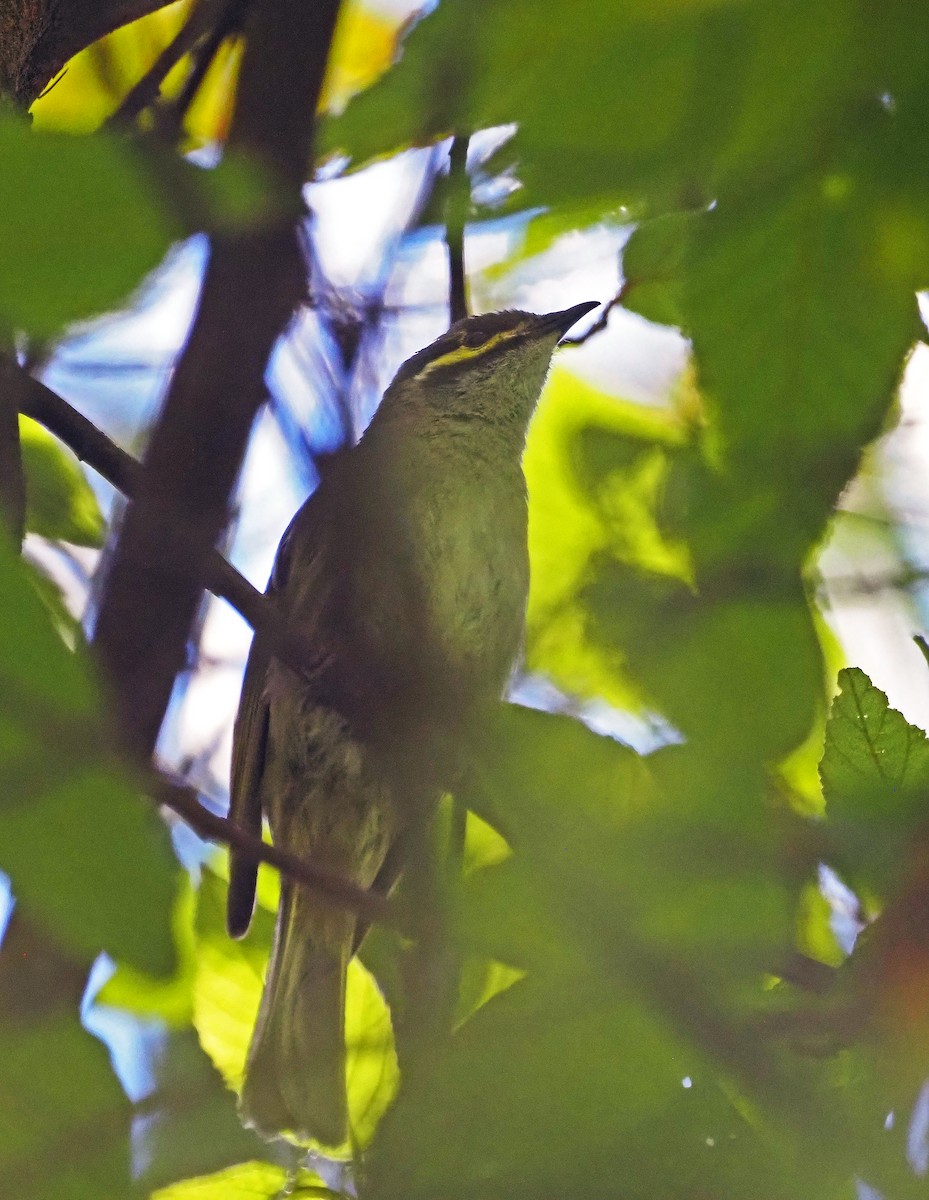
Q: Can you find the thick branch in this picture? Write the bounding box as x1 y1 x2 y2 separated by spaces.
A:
0 0 178 107
155 775 395 926
92 0 343 760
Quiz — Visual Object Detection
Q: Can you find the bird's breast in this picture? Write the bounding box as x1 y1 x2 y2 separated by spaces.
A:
411 466 529 693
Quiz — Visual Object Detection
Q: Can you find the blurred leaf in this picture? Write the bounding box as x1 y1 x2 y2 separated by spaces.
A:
362 705 894 1200
98 874 198 1026
524 368 687 709
369 966 855 1200
0 912 135 1199
595 583 823 763
19 415 105 546
192 868 273 1093
31 0 400 146
192 868 397 1149
344 949 400 1146
322 1 403 115
0 1014 136 1199
322 0 879 216
468 707 797 984
821 667 929 897
134 1030 273 1194
796 882 845 968
684 169 916 565
0 766 179 975
182 39 241 149
0 115 178 336
0 527 177 974
622 210 702 328
370 980 706 1200
0 907 88 1020
152 1161 335 1200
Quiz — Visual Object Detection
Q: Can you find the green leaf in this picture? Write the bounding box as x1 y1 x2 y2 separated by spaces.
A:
0 912 136 1200
0 528 177 974
134 1030 272 1195
622 210 702 328
97 875 197 1026
152 1161 336 1200
821 667 929 896
0 1014 136 1200
322 0 874 216
20 415 105 546
0 115 178 335
468 707 797 983
524 368 688 710
370 981 705 1200
684 169 916 564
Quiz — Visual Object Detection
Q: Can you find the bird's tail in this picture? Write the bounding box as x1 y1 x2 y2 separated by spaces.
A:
240 882 351 1147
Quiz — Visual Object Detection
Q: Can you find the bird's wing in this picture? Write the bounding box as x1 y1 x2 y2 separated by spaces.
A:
226 510 307 939
226 628 272 938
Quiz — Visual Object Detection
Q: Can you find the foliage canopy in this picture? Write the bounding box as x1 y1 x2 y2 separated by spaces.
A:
3 0 929 1196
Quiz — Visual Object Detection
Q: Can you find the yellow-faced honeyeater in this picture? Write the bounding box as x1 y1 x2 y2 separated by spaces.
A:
227 301 598 1145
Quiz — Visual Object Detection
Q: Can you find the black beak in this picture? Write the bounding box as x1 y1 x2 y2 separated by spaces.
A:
537 300 599 341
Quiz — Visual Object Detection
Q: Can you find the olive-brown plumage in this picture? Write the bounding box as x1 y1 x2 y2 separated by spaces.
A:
227 302 597 1145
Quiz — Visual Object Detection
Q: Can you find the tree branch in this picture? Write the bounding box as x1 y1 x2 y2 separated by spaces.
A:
154 774 396 927
445 135 469 324
105 0 226 128
0 351 26 545
15 367 324 680
559 285 626 347
10 364 390 931
91 0 343 760
0 0 179 107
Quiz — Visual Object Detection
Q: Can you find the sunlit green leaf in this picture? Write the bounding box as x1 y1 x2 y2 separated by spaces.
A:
192 868 397 1150
20 416 106 546
524 368 688 709
821 667 929 896
152 1161 335 1200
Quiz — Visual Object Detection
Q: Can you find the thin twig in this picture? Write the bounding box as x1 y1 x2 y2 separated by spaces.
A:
154 774 396 926
0 351 26 545
445 135 470 324
559 284 627 347
155 0 252 138
105 0 222 127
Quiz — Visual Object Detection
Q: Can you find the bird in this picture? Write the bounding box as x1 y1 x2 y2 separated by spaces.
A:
226 300 598 1146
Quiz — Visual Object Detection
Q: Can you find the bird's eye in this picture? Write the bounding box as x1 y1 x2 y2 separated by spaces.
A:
462 330 489 349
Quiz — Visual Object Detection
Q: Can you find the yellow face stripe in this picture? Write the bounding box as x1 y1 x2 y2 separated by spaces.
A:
415 327 524 379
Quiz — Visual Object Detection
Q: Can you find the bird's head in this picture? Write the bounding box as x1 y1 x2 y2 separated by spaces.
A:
376 301 598 433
